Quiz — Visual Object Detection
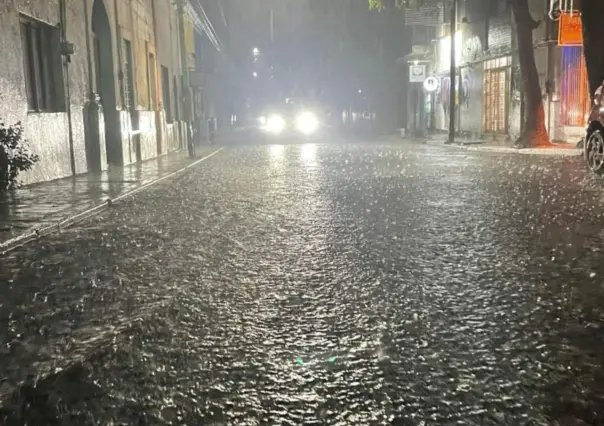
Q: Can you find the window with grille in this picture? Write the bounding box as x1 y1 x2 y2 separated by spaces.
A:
561 46 589 127
20 16 64 112
483 56 511 133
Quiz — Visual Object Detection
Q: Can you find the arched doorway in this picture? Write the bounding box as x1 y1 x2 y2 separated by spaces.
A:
92 0 121 165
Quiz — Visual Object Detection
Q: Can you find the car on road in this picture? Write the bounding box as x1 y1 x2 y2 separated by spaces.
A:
256 98 325 140
585 82 604 174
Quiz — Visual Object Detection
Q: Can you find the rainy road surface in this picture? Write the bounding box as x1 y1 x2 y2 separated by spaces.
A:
2 140 604 425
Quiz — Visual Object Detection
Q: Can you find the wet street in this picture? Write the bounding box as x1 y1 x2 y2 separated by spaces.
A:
2 139 604 425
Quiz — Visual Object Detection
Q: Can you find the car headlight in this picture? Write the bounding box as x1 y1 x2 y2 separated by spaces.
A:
258 116 267 125
263 114 286 134
295 111 319 135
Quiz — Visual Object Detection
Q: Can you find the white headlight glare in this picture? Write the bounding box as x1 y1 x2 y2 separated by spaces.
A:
258 116 267 125
265 114 286 134
295 111 319 135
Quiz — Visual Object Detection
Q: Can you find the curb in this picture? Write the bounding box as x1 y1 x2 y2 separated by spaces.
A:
459 144 582 156
419 139 582 156
0 147 224 255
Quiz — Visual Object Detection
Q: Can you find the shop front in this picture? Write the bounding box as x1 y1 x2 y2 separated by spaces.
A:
555 10 590 143
483 56 511 134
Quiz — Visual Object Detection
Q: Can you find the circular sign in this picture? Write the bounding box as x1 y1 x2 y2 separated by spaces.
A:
423 76 439 92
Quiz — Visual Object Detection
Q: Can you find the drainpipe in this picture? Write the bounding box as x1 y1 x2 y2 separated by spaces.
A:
82 0 104 172
177 1 189 89
150 0 165 155
129 0 138 110
129 0 140 162
113 0 124 108
83 0 94 97
113 0 127 164
177 0 193 153
59 0 76 176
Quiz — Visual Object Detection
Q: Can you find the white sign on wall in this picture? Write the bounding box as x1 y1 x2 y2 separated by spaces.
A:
409 65 426 83
423 76 439 92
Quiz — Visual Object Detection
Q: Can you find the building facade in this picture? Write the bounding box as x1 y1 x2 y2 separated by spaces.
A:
0 0 90 184
425 0 518 140
405 0 589 144
0 0 216 186
547 1 589 144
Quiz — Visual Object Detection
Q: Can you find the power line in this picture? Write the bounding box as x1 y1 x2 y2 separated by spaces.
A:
184 0 223 51
194 0 222 49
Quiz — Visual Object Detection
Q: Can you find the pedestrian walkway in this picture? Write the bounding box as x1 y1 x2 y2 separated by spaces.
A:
410 134 582 157
0 147 222 252
456 142 581 156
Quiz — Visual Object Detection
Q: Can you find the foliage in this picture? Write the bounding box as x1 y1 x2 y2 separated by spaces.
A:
0 121 39 190
368 0 384 10
369 0 415 10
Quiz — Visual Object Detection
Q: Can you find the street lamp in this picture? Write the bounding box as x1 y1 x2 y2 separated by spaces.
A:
253 71 258 78
253 47 260 56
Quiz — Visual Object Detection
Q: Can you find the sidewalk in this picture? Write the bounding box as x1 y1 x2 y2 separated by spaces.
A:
418 135 582 157
0 146 223 252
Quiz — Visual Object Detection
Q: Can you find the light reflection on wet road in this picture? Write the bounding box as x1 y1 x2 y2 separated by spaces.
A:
2 141 604 425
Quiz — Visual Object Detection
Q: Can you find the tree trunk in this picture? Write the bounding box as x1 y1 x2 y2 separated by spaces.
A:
580 0 604 99
511 0 550 147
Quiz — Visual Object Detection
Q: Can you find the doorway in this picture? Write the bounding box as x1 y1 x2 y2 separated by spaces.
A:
483 56 511 134
92 0 121 165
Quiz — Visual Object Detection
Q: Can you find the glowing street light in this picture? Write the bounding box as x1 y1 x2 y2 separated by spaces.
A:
252 47 260 56
253 71 258 78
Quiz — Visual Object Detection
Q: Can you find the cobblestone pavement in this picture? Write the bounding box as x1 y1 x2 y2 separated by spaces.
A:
2 140 604 425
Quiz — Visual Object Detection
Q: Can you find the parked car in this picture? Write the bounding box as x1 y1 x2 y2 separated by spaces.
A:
584 83 604 174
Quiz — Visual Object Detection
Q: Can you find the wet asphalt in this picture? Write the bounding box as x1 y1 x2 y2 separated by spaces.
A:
1 139 604 425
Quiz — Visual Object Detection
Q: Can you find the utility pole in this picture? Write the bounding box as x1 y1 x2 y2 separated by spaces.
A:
270 7 274 43
176 0 194 154
447 0 457 144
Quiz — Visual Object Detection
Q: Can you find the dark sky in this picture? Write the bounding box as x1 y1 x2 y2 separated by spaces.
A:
202 0 408 110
